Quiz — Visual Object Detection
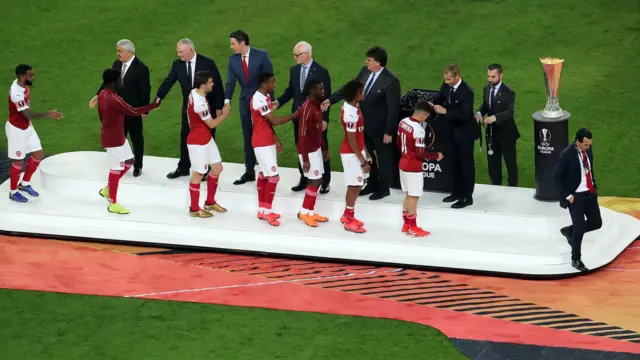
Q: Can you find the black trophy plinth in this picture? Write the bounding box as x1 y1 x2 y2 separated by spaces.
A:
532 110 571 201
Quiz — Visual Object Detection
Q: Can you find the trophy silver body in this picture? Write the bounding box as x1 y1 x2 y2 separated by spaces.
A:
533 57 570 201
540 57 565 118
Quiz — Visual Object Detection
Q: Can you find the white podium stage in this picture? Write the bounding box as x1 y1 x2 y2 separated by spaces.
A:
1 151 638 277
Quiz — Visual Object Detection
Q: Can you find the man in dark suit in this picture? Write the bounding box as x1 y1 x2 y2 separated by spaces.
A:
155 38 225 179
476 63 519 187
274 41 332 194
90 39 150 177
553 128 602 272
224 29 274 185
432 64 479 209
321 46 401 200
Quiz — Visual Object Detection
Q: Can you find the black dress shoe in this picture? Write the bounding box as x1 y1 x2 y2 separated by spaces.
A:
291 179 307 192
443 195 458 203
451 197 473 209
369 191 390 201
359 185 375 196
133 167 142 177
319 184 330 194
572 260 588 272
167 168 189 179
560 226 573 245
233 173 256 185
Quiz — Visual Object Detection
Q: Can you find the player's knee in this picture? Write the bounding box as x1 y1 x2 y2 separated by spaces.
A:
210 163 222 176
12 159 23 167
125 158 134 165
268 175 280 184
31 150 44 160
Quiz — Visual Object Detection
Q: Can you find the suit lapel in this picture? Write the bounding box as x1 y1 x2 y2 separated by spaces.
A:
123 58 136 81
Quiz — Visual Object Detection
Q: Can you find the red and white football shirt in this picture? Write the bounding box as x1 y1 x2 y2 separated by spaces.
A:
8 80 31 130
339 102 365 154
186 89 213 146
250 91 276 148
397 117 426 172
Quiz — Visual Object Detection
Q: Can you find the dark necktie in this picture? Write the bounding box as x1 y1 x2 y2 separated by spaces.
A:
364 74 375 95
448 86 454 104
489 86 495 108
186 61 192 88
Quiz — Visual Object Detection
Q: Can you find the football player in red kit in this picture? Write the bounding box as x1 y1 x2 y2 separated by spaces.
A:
250 72 299 226
6 64 63 203
186 71 231 218
296 79 329 227
397 100 443 236
339 80 371 233
97 68 160 214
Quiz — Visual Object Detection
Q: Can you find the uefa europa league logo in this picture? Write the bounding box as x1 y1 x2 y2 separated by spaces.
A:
540 57 565 118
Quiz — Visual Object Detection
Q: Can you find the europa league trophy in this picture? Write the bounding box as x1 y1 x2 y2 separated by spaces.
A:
532 57 571 201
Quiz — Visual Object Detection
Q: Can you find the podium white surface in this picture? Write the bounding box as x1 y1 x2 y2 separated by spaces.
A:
1 151 638 278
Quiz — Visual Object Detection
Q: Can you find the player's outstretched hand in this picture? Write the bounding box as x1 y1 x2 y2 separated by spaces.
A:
221 105 231 118
362 162 371 174
320 99 330 112
48 109 63 120
89 96 98 109
292 108 300 120
276 142 283 153
436 152 444 161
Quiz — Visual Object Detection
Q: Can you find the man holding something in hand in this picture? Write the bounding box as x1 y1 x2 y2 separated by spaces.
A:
431 64 478 209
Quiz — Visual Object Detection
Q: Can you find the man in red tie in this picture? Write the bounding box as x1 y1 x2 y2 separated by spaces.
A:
553 128 603 272
224 30 275 186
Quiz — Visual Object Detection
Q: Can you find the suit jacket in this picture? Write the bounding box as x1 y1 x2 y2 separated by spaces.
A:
97 57 151 114
477 83 519 143
276 60 331 122
225 47 273 103
156 53 224 111
553 144 598 208
329 66 401 137
434 80 479 142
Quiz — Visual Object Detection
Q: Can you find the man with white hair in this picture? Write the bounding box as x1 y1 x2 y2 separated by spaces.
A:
274 41 332 194
155 38 225 179
90 39 150 177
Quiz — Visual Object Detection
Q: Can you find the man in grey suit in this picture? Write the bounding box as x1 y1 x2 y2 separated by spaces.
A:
224 29 274 185
322 46 401 200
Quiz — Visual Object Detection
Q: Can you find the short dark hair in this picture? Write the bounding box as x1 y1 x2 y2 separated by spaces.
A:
365 46 388 67
102 68 121 86
414 100 433 113
194 71 213 88
16 64 33 77
575 128 593 142
444 63 461 76
343 79 363 102
488 63 503 74
230 30 250 46
304 78 323 96
259 72 274 85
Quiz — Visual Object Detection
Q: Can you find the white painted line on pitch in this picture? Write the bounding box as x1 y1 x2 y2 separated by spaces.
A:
124 273 355 298
124 267 406 298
